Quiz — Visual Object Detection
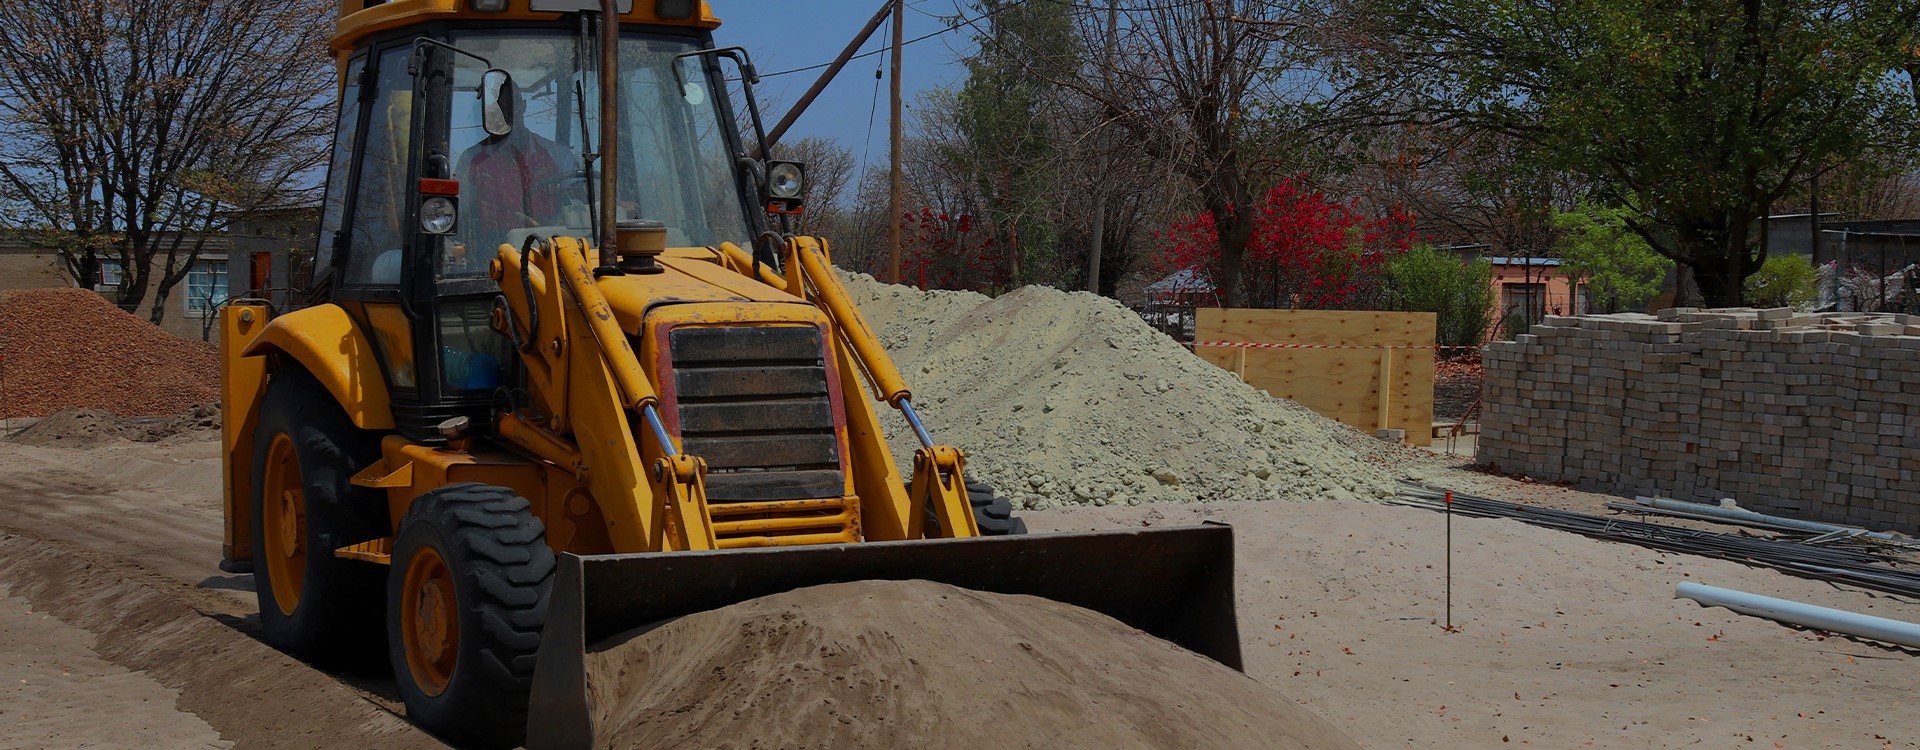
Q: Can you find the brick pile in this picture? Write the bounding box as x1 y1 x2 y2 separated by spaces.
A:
1480 307 1920 531
0 288 219 418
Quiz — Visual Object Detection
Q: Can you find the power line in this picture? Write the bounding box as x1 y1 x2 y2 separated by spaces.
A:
760 21 955 78
756 0 1216 79
855 15 889 178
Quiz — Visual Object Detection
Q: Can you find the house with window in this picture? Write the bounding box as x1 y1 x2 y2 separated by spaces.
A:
1487 256 1587 336
0 207 316 342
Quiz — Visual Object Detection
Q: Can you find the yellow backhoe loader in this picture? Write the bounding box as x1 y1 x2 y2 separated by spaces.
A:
217 1 1237 748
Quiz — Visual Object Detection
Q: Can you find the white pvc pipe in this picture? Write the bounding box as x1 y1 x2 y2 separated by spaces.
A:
1675 582 1920 649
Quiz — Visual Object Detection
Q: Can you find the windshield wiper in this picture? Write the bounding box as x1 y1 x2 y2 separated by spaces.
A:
575 13 600 245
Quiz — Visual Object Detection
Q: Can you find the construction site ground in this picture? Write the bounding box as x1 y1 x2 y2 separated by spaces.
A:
1 434 1914 749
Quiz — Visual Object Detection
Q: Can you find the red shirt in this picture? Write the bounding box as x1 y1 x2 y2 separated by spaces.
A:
461 136 566 249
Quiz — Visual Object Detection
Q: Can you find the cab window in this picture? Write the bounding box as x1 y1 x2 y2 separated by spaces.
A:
345 45 417 286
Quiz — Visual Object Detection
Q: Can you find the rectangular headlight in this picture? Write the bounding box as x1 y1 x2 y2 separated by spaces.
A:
471 0 508 11
654 0 694 19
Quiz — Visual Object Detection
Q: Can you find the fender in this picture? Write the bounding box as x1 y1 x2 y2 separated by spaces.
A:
241 303 396 431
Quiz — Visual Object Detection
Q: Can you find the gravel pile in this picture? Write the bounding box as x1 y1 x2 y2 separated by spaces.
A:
0 289 219 418
842 274 1395 508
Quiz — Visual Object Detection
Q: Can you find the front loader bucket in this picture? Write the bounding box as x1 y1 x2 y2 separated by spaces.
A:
525 523 1238 750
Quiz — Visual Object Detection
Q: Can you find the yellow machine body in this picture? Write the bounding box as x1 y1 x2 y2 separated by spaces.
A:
216 1 1240 746
223 237 970 561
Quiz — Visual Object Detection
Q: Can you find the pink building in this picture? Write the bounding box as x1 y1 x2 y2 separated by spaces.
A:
1488 257 1587 331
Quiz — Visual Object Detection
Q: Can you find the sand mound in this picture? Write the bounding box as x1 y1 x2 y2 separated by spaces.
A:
0 288 219 418
841 274 1395 508
583 580 1357 750
0 532 442 749
7 404 220 448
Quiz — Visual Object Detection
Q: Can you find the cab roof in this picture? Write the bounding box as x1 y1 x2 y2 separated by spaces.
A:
334 0 720 53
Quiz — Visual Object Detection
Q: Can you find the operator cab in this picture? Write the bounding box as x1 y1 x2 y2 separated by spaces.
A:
307 0 794 440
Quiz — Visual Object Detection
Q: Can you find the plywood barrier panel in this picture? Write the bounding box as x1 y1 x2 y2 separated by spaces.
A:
1195 309 1437 446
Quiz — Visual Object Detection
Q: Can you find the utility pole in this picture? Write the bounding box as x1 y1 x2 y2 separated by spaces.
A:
1088 196 1105 294
764 1 893 152
886 0 905 285
1810 172 1824 306
1086 0 1117 295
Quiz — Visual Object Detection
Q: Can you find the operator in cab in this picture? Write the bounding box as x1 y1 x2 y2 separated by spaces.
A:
453 82 577 262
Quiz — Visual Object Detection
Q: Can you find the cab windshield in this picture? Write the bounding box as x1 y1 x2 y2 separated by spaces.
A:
441 29 754 277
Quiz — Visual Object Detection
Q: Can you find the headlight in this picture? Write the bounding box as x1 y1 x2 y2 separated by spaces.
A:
470 0 507 10
767 161 805 200
420 196 457 235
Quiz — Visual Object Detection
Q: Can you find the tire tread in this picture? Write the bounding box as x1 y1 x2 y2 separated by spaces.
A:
390 482 553 750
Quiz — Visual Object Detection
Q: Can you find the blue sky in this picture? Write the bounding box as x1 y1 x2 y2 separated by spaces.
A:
709 1 976 164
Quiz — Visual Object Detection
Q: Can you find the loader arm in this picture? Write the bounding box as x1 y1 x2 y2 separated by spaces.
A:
491 236 716 552
773 235 978 540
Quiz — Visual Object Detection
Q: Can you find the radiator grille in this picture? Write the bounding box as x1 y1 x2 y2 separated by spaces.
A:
667 325 844 504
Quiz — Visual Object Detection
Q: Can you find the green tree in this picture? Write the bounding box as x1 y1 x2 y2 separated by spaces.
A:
1552 203 1672 313
1386 245 1496 347
951 0 1078 287
1744 254 1819 309
1353 0 1920 306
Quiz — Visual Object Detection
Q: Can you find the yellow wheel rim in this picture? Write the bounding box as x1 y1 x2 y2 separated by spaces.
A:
261 433 306 617
401 545 459 697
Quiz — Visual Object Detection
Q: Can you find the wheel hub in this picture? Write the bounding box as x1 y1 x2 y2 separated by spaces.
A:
277 490 303 552
415 579 452 662
261 433 307 617
402 545 459 697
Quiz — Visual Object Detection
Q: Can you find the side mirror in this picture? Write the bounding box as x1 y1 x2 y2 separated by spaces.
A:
481 69 514 137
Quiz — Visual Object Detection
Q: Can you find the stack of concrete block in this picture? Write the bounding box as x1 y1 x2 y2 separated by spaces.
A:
1479 308 1920 531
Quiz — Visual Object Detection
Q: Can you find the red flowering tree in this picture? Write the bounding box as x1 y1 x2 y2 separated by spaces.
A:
1155 176 1417 309
899 207 1004 292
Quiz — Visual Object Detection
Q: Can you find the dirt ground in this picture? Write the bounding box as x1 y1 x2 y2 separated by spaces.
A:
1028 499 1920 749
0 436 1914 748
0 585 228 750
1432 363 1483 425
0 440 439 749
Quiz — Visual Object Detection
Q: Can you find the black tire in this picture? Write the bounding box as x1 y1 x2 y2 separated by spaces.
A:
250 366 389 669
966 480 1029 536
388 483 553 750
920 479 1029 536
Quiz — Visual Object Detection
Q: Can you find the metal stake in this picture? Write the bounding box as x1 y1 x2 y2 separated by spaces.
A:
1445 490 1453 632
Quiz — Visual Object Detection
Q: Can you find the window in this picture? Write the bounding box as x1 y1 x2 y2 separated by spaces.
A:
97 260 125 289
441 31 755 261
313 56 366 281
346 45 416 287
1503 283 1546 322
186 260 230 317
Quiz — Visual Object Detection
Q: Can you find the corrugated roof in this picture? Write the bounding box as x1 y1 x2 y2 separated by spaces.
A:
1147 267 1215 292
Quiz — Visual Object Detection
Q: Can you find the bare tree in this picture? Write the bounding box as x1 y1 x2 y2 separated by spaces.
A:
0 0 334 325
1803 155 1920 222
1336 125 1584 256
1033 0 1297 307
